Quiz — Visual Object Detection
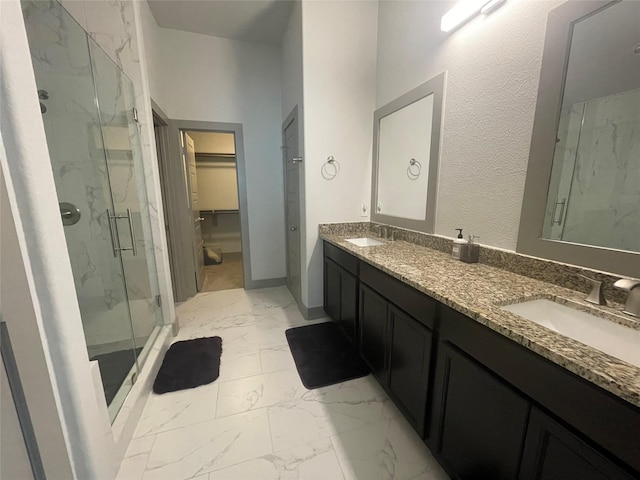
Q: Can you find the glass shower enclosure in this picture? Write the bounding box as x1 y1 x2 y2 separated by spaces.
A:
543 88 640 253
22 0 163 421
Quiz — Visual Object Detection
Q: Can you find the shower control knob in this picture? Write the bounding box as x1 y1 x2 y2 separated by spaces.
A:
59 202 81 226
290 227 297 231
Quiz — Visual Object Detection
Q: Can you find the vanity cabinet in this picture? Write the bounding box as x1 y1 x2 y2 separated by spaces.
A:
387 305 433 438
323 243 358 344
520 408 636 480
322 241 640 479
359 262 437 437
432 342 529 479
359 284 389 383
430 305 640 480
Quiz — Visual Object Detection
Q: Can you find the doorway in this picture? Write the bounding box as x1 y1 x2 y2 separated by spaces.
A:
153 119 251 301
184 130 244 292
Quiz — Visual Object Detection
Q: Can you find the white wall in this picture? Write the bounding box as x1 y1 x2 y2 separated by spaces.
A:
282 0 304 121
138 0 168 110
140 12 286 281
301 0 378 308
376 0 564 251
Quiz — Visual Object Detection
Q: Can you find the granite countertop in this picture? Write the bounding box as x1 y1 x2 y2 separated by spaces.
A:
320 232 640 408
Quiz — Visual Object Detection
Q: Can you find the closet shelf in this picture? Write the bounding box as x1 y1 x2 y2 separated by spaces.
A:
200 209 240 215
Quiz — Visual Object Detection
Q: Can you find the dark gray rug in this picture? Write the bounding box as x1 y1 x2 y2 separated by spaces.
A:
286 322 369 389
153 337 222 394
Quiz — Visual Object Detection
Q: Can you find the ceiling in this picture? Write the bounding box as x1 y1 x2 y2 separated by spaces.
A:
147 0 295 45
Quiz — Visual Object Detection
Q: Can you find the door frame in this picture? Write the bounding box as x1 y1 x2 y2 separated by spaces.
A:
182 132 204 292
168 120 252 298
282 106 302 309
151 100 181 302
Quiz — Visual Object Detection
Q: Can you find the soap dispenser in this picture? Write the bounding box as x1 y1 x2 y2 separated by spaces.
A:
452 229 465 260
460 235 479 263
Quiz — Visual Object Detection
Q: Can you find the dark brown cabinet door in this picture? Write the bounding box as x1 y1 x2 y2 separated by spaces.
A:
520 408 637 480
434 343 529 480
388 305 433 437
359 284 389 384
324 258 340 321
339 268 357 344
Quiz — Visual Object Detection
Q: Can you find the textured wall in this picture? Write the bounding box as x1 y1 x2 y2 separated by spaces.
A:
376 0 564 250
302 0 378 307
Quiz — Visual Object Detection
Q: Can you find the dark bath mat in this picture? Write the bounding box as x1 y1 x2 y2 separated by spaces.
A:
286 322 369 389
91 348 142 406
153 337 222 394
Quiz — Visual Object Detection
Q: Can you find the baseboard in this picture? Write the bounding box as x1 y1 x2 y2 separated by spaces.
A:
301 305 327 320
244 277 286 290
171 318 180 336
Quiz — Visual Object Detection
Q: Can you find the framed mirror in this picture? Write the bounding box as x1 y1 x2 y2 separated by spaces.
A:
518 0 640 276
371 72 445 232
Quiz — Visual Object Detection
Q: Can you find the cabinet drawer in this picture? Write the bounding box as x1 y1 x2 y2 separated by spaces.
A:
324 242 359 275
360 262 437 329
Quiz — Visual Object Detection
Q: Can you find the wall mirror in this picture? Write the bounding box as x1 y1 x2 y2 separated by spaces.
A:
371 72 445 232
518 0 639 277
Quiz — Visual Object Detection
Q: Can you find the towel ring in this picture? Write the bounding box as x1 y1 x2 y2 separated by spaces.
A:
321 156 340 180
407 158 422 179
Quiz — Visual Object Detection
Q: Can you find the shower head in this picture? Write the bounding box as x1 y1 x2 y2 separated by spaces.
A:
40 102 47 114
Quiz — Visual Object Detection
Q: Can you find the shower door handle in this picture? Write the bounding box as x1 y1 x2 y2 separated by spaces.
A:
125 208 138 256
106 209 119 257
107 208 138 256
551 198 567 226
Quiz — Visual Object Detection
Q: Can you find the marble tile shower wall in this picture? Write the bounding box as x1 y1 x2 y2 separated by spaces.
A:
543 102 583 240
561 89 640 252
23 0 168 345
59 0 171 321
58 0 172 298
22 1 130 346
90 38 160 340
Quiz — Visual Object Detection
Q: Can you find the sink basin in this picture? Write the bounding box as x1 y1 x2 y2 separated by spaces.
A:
346 237 384 247
502 299 640 367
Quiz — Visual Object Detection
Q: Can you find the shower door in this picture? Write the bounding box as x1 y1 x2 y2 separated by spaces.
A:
22 0 162 422
89 42 163 368
543 88 640 252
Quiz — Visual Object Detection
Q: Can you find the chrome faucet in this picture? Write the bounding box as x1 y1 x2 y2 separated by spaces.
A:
613 278 640 317
373 224 388 240
576 274 607 306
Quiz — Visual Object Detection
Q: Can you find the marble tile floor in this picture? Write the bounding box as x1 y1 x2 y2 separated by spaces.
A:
116 286 449 480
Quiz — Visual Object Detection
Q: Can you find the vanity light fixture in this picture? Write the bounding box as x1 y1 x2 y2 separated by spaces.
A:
441 0 507 32
481 0 507 15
